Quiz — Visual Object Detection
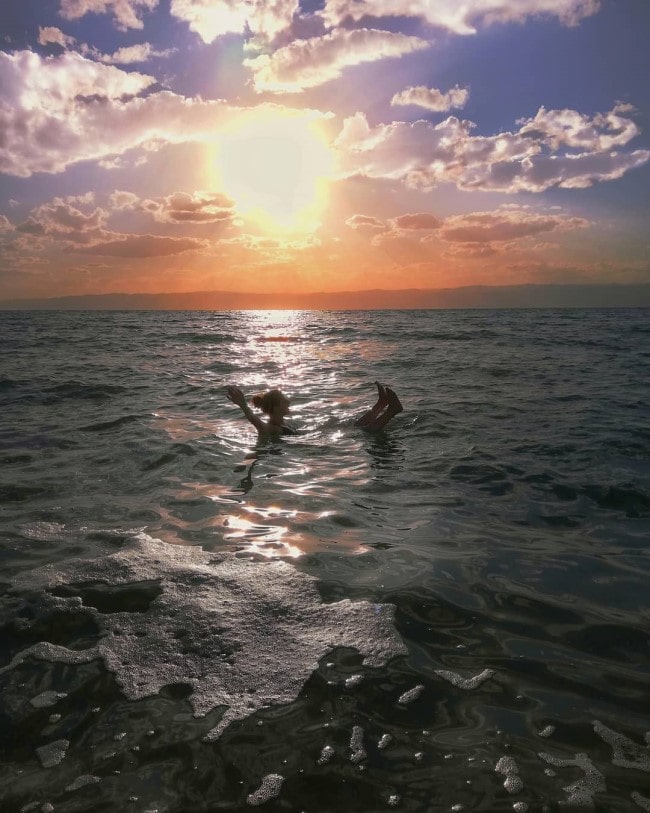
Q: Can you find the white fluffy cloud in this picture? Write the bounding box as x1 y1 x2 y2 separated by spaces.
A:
517 105 640 150
59 0 158 30
170 0 299 46
0 51 270 177
38 26 76 48
335 107 650 193
391 85 469 112
244 28 429 93
101 43 175 63
320 0 600 34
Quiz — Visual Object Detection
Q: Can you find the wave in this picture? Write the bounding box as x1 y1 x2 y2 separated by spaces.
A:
177 332 233 344
78 414 141 432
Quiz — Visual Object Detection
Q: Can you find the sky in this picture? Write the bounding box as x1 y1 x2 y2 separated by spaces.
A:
0 0 649 303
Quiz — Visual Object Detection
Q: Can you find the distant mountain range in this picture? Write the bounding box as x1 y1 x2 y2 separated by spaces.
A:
2 284 650 310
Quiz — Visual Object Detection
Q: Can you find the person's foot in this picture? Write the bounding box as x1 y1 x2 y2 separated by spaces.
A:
385 387 403 415
375 381 389 409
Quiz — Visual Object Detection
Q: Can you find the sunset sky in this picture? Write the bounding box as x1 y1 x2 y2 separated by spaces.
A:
1 0 649 302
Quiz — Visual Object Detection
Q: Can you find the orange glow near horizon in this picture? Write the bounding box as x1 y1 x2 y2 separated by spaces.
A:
210 109 334 234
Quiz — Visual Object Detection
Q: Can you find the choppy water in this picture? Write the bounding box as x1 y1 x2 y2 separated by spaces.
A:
1 308 649 813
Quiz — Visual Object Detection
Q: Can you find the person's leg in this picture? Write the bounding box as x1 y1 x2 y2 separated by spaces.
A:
360 387 403 432
354 382 388 427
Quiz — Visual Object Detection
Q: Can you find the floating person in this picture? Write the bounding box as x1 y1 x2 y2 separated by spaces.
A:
226 382 403 438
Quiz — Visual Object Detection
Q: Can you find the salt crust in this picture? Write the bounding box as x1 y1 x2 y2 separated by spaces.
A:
7 533 406 741
65 775 101 792
539 751 604 807
397 684 424 705
247 773 284 806
36 739 69 769
434 668 495 690
593 720 650 773
350 725 366 763
317 745 335 765
495 755 523 795
632 791 650 811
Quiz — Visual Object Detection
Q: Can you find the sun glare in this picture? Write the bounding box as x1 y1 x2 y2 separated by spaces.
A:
211 110 333 233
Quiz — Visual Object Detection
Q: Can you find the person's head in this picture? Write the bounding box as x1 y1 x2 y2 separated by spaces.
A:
252 388 290 417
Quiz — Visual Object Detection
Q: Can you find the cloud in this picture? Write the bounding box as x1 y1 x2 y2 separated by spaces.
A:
101 43 176 64
70 234 209 256
345 214 386 230
391 85 469 112
320 0 600 34
138 191 236 223
335 107 650 192
38 26 76 48
16 196 108 244
59 0 158 30
244 28 429 93
0 50 331 177
14 192 217 257
438 208 588 243
392 213 442 229
517 105 640 150
170 0 298 46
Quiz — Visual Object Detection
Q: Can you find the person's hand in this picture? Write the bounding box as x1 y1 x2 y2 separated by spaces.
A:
226 386 247 408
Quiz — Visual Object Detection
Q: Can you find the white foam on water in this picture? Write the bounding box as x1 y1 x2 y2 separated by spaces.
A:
495 756 523 795
29 691 67 708
350 726 366 764
19 522 68 542
36 739 69 769
593 720 650 772
246 774 284 806
378 734 392 749
539 751 604 807
65 775 101 792
317 745 334 765
632 791 650 810
398 684 424 704
434 668 495 690
7 533 406 740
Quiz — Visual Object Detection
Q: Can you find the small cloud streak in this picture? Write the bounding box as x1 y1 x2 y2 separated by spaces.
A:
391 85 469 112
59 0 158 31
244 28 430 93
345 214 386 230
321 0 600 34
70 234 208 256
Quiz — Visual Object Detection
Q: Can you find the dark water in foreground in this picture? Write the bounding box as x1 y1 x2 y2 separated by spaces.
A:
1 308 649 813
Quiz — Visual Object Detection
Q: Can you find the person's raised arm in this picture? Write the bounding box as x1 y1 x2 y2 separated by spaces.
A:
226 386 266 434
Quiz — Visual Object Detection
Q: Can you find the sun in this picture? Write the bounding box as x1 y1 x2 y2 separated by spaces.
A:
211 109 333 233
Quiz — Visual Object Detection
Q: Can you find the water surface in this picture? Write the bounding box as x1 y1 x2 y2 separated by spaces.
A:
1 309 649 812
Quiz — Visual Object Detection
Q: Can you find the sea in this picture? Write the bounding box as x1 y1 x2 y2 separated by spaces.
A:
1 308 649 813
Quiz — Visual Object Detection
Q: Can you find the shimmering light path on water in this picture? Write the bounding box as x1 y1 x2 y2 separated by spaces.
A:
1 309 649 812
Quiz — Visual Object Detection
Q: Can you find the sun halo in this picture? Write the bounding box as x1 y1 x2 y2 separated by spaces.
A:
211 110 334 234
